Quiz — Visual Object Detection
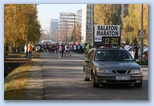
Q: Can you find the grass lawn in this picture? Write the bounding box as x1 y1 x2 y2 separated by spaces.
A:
4 63 32 100
4 51 40 100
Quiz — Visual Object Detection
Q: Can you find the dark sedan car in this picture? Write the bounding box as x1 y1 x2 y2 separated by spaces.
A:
35 43 43 52
83 47 143 88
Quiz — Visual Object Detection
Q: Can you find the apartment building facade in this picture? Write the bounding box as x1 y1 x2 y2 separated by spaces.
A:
81 4 93 44
50 19 58 41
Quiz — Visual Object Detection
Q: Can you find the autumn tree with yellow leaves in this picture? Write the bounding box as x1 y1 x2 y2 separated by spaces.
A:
94 4 122 25
4 4 41 54
75 23 81 42
93 4 148 45
123 4 148 45
67 23 81 43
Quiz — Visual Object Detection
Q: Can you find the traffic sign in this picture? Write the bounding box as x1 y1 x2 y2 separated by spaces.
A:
138 30 145 38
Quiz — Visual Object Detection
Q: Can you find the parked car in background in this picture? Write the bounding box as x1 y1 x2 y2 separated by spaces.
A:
124 45 148 59
125 45 134 58
142 50 148 63
35 43 43 52
40 40 55 45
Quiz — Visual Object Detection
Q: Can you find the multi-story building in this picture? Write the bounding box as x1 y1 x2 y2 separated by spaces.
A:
59 12 76 31
81 4 93 44
58 11 82 42
76 9 82 26
50 19 58 41
58 12 76 42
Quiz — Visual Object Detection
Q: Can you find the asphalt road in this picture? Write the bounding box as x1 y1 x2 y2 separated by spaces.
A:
37 52 148 100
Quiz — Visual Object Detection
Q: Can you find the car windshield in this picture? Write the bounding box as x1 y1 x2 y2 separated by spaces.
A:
95 50 134 61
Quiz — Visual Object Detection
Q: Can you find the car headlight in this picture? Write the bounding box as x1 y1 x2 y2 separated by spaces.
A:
97 68 112 74
130 69 142 74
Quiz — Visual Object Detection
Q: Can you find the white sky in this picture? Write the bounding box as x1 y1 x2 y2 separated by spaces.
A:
37 4 82 31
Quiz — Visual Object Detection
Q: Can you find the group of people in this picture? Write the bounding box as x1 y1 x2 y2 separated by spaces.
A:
24 42 33 59
58 43 72 58
24 41 92 60
57 43 92 58
72 44 85 54
43 43 58 54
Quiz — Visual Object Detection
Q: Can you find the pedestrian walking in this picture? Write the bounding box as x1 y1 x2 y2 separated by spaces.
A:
73 44 77 53
58 44 62 58
77 44 80 53
133 44 138 60
79 44 82 54
85 43 90 55
48 44 52 54
52 44 56 54
24 42 28 59
69 44 72 56
81 44 85 54
55 44 59 54
65 43 70 57
27 42 33 59
61 43 65 58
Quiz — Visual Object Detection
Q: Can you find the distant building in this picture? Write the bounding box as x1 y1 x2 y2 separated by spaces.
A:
81 4 93 44
50 19 58 32
76 9 82 26
50 19 58 41
59 12 76 30
58 11 82 42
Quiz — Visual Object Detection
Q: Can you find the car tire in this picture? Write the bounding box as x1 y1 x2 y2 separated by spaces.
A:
83 71 90 81
84 77 90 81
92 75 99 87
134 83 142 88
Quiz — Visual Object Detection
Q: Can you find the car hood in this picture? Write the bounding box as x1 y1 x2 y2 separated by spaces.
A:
93 61 141 70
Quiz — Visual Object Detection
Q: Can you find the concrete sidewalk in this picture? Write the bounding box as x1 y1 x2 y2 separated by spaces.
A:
140 65 148 71
140 65 148 68
24 58 44 100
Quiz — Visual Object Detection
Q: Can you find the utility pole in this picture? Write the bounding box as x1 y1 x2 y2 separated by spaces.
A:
140 4 144 62
92 4 94 47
